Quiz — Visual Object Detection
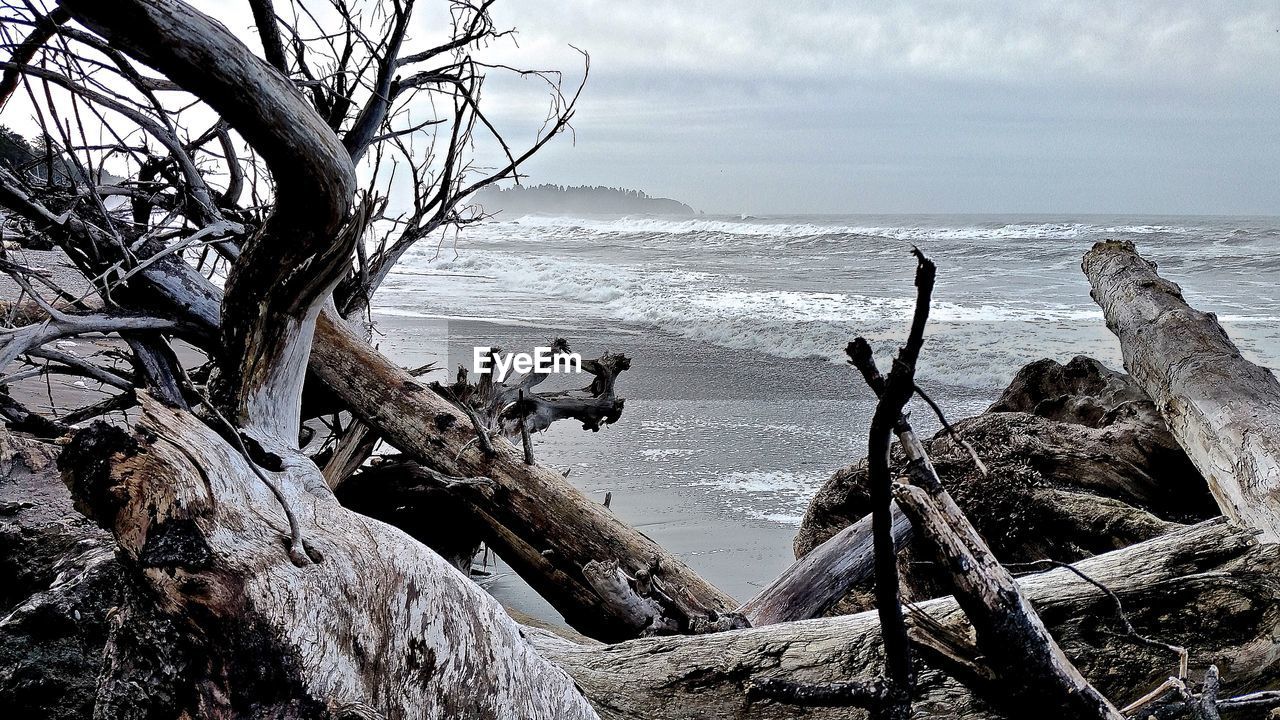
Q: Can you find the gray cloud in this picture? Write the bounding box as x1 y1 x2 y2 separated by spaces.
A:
463 1 1280 214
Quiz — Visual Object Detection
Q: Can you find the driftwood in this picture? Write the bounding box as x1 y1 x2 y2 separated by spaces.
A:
431 339 629 436
16 1 599 716
739 503 911 626
61 396 596 718
7 437 1278 720
311 315 735 640
4 0 1280 715
0 6 730 642
841 251 1117 719
1084 239 1280 542
534 519 1280 720
0 206 732 640
893 483 1122 719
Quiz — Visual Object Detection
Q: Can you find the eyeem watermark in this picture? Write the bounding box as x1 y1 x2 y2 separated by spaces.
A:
474 346 582 382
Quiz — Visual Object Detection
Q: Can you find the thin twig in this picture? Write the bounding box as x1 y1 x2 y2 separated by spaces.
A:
912 381 988 476
518 388 533 465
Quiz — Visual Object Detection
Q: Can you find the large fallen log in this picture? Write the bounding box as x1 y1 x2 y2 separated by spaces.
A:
536 518 1280 720
1083 240 1280 542
8 439 1278 720
0 6 731 642
61 395 598 718
33 1 602 715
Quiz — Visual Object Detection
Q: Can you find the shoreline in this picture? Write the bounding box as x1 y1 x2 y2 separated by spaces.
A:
370 309 1004 624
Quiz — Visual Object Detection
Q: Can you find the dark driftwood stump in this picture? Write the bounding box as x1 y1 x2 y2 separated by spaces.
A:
796 355 1216 614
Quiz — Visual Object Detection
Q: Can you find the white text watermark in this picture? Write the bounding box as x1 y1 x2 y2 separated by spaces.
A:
474 346 582 382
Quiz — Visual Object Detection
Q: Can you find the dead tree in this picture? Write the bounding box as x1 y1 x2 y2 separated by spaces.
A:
0 0 736 644
0 0 604 714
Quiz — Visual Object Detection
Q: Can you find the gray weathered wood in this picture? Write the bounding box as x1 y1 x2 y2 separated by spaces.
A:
535 519 1277 720
894 483 1124 719
62 395 598 718
1084 240 1280 541
312 313 737 640
739 501 911 626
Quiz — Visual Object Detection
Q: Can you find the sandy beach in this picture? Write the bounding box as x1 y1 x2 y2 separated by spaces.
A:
370 310 1002 623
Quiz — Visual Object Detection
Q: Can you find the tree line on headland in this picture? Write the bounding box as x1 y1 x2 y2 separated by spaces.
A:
477 183 697 215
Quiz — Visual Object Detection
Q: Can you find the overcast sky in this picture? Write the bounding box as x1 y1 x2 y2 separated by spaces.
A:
469 1 1280 215
8 1 1278 215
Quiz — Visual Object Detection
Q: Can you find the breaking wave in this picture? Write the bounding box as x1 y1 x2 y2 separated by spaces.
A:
381 214 1280 390
503 215 1189 241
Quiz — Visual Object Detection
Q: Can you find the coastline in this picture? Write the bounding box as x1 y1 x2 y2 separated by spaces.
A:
371 309 1004 624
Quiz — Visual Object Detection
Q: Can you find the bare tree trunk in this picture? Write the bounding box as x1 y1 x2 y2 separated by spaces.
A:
39 0 603 715
61 396 597 718
1084 240 1280 541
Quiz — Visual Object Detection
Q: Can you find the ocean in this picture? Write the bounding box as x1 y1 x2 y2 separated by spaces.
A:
369 214 1280 609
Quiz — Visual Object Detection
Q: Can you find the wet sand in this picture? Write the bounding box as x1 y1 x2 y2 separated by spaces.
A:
370 310 1000 626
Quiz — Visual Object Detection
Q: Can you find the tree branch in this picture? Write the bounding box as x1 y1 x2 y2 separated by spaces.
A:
57 0 359 441
246 0 288 72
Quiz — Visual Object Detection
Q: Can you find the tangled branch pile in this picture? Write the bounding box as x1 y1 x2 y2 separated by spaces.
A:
1 1 1278 719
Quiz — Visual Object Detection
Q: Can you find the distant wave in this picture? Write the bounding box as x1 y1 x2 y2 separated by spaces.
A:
392 250 1131 389
506 215 1188 241
383 215 1280 391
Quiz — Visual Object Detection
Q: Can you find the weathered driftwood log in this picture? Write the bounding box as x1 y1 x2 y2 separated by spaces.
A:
894 483 1123 719
739 502 911 626
0 0 732 641
797 355 1215 611
61 396 596 718
335 456 490 572
36 0 601 716
1083 240 1280 542
535 519 1280 720
9 443 1278 720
